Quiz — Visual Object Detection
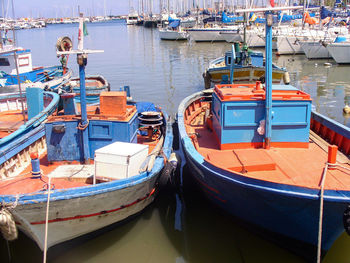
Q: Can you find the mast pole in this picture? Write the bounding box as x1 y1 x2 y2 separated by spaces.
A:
77 13 90 163
264 11 273 149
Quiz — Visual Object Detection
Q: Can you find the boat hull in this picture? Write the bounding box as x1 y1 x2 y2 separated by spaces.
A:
188 29 230 42
159 29 188 40
327 43 350 64
301 41 331 59
12 174 159 250
178 91 350 257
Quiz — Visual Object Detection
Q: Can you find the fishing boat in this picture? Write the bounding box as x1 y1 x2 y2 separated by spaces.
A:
58 74 110 104
178 7 350 260
203 43 288 89
0 45 72 90
0 14 174 253
0 89 59 177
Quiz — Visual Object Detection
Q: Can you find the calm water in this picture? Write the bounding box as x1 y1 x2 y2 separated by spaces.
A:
1 20 350 263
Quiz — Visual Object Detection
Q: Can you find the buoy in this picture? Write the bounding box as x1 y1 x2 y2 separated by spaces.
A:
315 63 318 67
343 105 350 114
283 72 290 84
324 62 332 67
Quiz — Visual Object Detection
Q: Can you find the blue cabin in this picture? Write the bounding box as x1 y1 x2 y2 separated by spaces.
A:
45 91 139 162
211 83 312 150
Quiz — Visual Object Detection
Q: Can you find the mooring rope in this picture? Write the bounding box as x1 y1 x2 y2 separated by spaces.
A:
317 162 328 263
42 174 52 263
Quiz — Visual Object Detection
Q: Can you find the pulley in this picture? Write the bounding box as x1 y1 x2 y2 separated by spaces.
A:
138 111 163 127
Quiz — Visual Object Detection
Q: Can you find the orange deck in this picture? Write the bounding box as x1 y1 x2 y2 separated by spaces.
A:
185 100 350 191
0 110 27 138
0 133 159 195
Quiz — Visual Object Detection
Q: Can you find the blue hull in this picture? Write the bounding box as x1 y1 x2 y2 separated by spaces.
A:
178 90 350 256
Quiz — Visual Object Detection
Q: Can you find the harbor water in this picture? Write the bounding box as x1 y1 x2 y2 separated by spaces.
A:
1 20 350 262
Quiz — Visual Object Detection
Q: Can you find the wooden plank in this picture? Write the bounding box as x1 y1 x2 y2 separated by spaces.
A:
310 130 349 164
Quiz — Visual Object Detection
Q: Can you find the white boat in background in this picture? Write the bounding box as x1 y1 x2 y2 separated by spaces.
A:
159 19 188 40
219 30 243 43
221 27 265 47
276 26 348 55
187 25 240 42
159 28 188 40
180 17 196 28
126 10 139 25
301 40 332 59
327 41 350 64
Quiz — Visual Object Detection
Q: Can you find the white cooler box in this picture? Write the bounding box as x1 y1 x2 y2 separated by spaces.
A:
94 142 149 180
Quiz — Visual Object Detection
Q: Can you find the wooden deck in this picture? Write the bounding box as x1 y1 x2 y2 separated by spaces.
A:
0 110 27 138
185 101 350 191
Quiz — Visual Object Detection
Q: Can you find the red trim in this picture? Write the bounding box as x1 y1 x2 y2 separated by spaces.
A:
192 172 220 194
219 141 309 150
30 188 156 225
18 56 30 67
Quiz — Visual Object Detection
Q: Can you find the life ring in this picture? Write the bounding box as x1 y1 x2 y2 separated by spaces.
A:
56 36 73 52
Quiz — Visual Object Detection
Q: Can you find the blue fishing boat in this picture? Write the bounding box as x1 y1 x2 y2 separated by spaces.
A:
0 89 59 178
203 43 288 89
178 7 350 260
0 14 174 253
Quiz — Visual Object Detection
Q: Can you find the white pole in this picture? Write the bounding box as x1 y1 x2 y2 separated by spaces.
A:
77 13 84 51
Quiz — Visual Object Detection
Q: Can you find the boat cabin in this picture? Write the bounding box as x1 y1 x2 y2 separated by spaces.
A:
45 91 139 162
211 82 312 150
0 49 33 75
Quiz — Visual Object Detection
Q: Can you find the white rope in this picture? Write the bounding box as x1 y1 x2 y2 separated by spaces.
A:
42 175 52 263
317 163 329 263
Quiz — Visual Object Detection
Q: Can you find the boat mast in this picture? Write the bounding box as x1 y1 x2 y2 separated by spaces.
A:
235 5 303 149
10 0 26 124
57 13 103 163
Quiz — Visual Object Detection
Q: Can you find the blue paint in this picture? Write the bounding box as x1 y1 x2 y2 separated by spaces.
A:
31 157 41 177
26 87 43 120
211 91 311 145
45 112 139 162
78 62 90 162
61 94 78 115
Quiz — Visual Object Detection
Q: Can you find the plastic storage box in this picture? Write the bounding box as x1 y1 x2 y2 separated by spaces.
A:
94 141 149 180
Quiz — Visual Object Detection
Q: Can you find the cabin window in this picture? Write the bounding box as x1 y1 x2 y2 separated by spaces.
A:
0 58 10 66
227 56 231 65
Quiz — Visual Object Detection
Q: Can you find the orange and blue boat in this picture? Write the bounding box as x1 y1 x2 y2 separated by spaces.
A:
178 8 350 260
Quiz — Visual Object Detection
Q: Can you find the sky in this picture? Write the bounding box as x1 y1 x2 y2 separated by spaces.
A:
2 0 130 18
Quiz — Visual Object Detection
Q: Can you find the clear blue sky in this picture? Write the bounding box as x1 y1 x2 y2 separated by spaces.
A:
3 0 130 18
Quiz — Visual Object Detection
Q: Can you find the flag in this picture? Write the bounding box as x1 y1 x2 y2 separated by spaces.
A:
269 0 275 7
83 21 88 36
